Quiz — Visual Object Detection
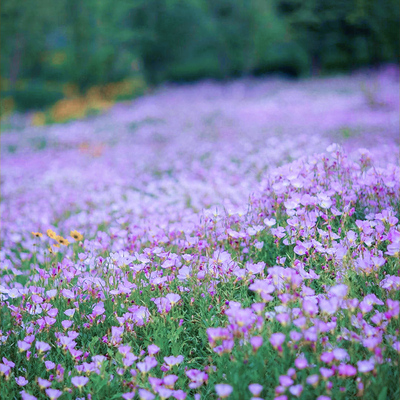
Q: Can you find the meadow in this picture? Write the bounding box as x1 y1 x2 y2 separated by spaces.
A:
1 66 399 400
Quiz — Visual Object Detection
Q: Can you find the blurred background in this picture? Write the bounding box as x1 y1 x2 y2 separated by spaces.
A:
1 0 399 124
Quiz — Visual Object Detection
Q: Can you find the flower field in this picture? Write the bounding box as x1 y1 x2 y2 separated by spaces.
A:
1 67 399 400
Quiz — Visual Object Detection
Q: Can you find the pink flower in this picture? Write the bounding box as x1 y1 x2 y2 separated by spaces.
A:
270 332 285 350
294 356 308 369
320 367 334 379
338 364 357 377
250 336 263 352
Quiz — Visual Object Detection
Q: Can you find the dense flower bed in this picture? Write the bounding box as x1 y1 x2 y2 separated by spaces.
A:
1 68 399 400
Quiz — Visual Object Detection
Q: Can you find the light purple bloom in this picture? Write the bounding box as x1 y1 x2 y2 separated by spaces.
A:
71 375 89 388
138 388 155 400
20 391 37 400
270 332 285 349
45 389 63 400
248 383 263 396
215 384 233 398
289 384 303 397
16 376 28 386
357 359 375 373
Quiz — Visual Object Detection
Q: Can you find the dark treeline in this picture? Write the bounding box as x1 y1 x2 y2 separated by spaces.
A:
1 0 399 110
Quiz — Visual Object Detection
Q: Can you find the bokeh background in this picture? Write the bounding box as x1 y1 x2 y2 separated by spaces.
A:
1 0 399 124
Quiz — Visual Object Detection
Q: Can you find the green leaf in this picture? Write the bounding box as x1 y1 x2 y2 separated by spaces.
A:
378 387 388 400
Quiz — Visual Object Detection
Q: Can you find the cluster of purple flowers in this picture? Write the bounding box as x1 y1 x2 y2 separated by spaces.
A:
0 67 399 399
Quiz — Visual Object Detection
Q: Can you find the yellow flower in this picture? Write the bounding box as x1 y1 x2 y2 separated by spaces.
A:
70 230 83 241
31 232 43 238
53 243 60 248
56 236 70 246
47 229 57 239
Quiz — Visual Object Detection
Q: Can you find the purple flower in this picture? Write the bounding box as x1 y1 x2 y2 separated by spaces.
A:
36 341 51 353
357 359 375 373
122 393 136 400
118 345 132 356
289 384 303 397
71 375 89 388
163 374 179 388
38 378 52 389
138 388 155 400
250 336 263 352
20 391 37 400
338 364 357 377
320 352 334 363
16 376 28 386
289 330 302 342
158 387 173 399
248 383 263 396
45 389 63 400
294 356 308 369
61 289 75 299
270 332 285 350
0 363 11 376
302 298 318 317
279 375 293 387
123 352 138 367
306 375 319 386
137 356 158 373
45 360 56 370
215 384 233 398
148 344 160 356
18 340 31 352
332 348 349 362
172 389 187 399
185 369 208 389
153 297 172 314
320 367 334 379
164 355 184 367
166 293 181 305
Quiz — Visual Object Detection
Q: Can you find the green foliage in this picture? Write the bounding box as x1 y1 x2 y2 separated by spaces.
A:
1 0 398 111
